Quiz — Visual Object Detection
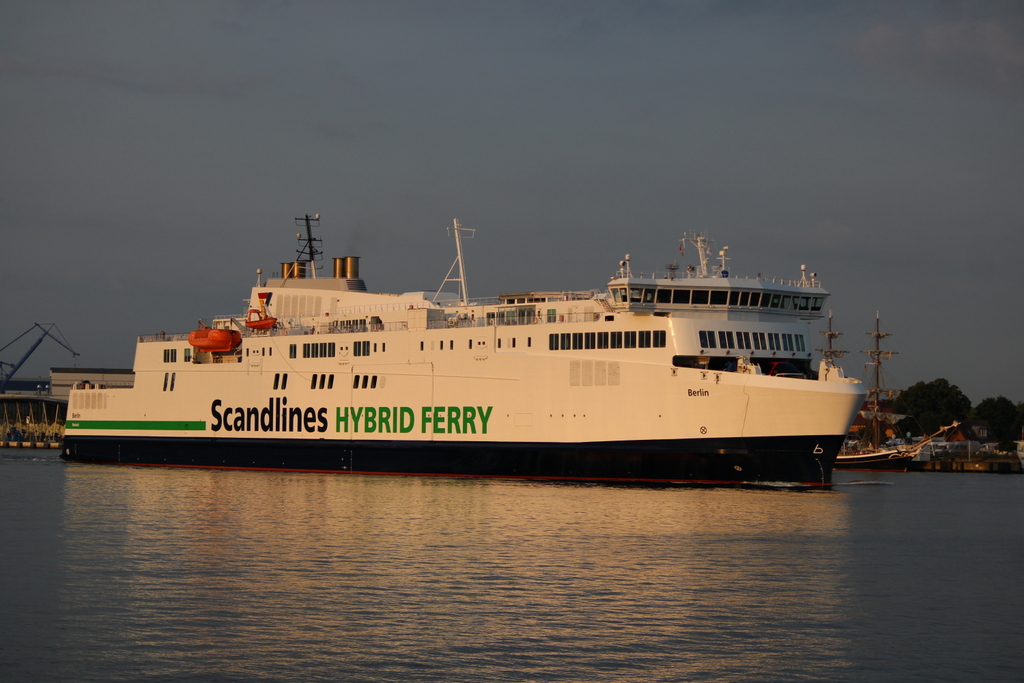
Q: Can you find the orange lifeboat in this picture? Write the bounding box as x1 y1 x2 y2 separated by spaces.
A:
188 327 242 352
245 308 278 330
245 292 277 329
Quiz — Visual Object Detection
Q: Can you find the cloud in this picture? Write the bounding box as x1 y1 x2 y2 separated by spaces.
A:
848 20 1024 96
0 57 266 98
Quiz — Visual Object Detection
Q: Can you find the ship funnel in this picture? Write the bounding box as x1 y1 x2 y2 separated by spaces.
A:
332 256 367 291
333 256 360 279
281 262 307 279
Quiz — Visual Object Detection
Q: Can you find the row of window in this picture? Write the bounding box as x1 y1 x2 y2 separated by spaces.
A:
698 330 807 352
611 287 824 312
166 346 274 363
419 338 534 351
497 337 532 349
299 342 336 359
353 374 381 389
311 374 335 390
287 341 385 359
548 330 668 351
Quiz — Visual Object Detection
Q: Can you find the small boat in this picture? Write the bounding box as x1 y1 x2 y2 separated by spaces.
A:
188 327 241 352
245 310 277 330
245 292 277 329
835 446 915 470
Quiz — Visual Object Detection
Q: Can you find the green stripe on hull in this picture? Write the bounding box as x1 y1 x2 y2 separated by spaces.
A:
66 420 206 431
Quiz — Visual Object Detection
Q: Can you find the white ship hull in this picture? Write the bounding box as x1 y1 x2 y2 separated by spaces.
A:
64 225 865 486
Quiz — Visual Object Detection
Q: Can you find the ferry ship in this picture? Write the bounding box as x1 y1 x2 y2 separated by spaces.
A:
63 215 865 486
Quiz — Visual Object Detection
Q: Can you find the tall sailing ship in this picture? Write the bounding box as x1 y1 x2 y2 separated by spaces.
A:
834 314 915 470
63 216 865 486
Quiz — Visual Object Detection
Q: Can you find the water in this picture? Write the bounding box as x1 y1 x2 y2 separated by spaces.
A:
2 448 1021 682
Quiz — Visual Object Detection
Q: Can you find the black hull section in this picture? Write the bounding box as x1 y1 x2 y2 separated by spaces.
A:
63 435 843 487
834 454 913 472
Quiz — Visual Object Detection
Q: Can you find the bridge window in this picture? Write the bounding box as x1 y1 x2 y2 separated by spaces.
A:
673 289 690 304
656 289 672 304
710 291 728 306
692 290 709 305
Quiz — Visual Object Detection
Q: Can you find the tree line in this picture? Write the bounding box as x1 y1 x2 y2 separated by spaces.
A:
892 379 1024 451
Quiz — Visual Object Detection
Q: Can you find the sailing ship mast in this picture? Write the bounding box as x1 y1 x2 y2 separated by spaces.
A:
818 310 846 364
861 313 903 450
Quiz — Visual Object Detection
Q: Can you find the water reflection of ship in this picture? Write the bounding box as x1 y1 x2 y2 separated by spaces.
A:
833 314 913 471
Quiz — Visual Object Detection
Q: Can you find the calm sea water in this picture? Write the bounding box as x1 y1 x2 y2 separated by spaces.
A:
1 448 1021 682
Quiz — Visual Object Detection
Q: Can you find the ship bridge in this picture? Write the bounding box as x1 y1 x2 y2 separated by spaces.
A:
605 277 827 318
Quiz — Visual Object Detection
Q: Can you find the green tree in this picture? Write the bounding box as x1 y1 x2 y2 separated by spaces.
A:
893 378 972 437
972 396 1019 450
1009 401 1024 449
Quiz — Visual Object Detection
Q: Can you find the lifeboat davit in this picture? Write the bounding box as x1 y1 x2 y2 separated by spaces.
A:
188 327 242 352
245 308 278 330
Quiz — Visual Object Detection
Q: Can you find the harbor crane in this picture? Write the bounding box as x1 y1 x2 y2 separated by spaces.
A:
0 323 78 394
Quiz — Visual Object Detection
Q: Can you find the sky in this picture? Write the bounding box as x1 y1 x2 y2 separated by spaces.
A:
1 0 1022 405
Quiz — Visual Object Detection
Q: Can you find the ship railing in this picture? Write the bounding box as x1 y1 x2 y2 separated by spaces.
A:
246 321 411 336
627 272 821 288
425 311 603 330
71 381 135 390
333 302 437 316
315 321 408 335
139 332 191 343
434 297 502 308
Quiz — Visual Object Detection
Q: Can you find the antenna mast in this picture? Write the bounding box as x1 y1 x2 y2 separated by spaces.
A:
435 219 475 305
681 232 713 277
294 213 323 278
